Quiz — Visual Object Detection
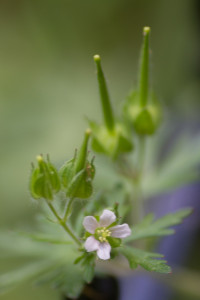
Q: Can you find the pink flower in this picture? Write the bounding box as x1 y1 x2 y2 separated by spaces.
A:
83 209 131 260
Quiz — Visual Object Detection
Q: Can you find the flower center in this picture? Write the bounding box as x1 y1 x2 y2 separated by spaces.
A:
96 227 111 243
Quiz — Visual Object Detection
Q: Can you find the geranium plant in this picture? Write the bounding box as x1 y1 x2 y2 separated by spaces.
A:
0 27 194 300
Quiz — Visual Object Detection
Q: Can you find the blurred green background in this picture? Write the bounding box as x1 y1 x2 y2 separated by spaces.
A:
0 0 200 299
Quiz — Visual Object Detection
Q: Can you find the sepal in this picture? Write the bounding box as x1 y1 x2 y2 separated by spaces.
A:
59 130 95 199
124 91 161 135
90 121 133 159
30 155 60 200
107 237 121 248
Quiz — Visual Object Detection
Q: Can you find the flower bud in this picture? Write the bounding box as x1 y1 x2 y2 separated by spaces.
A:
30 155 61 200
59 130 95 199
124 27 161 135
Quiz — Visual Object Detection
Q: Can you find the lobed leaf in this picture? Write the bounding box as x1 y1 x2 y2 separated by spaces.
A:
120 246 171 273
125 208 192 242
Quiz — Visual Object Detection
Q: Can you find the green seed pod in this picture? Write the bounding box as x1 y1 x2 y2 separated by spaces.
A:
59 129 95 199
30 155 61 200
91 55 133 159
67 168 93 199
124 27 162 135
90 121 133 159
125 91 161 135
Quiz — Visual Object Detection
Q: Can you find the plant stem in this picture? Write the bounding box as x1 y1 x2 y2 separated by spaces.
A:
138 136 146 179
132 136 146 224
63 197 74 222
45 200 81 246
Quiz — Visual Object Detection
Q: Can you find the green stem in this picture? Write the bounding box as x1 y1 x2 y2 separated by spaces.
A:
45 200 81 246
94 54 115 131
138 136 146 178
139 27 150 107
63 197 74 222
132 136 146 224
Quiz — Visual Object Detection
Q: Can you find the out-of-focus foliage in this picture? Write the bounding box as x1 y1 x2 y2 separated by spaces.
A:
126 208 192 242
0 0 200 299
0 218 84 299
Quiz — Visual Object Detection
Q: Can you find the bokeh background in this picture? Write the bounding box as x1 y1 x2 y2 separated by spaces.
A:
0 0 200 299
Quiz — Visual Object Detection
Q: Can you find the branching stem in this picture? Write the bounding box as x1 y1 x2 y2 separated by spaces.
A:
45 200 81 246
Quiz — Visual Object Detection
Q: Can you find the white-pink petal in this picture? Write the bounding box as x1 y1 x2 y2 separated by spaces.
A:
99 209 116 227
83 216 99 234
97 242 111 260
110 224 131 238
84 236 100 252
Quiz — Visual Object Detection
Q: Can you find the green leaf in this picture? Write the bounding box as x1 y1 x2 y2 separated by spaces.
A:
74 254 85 265
23 233 73 245
126 208 192 242
0 223 85 299
83 263 95 284
78 253 96 283
120 246 171 273
35 263 84 299
0 260 55 294
143 134 200 197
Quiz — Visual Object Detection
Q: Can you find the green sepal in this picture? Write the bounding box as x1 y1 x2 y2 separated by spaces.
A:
59 130 95 199
83 231 92 239
30 168 41 199
30 155 61 200
89 121 133 159
94 215 100 222
32 173 53 200
66 168 93 199
59 157 76 188
47 162 61 192
110 248 119 259
107 237 121 248
124 90 161 135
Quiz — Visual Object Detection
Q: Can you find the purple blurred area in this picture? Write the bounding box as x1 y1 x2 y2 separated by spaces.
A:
119 182 200 300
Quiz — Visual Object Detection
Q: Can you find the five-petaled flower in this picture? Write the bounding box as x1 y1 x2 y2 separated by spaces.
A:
83 209 131 260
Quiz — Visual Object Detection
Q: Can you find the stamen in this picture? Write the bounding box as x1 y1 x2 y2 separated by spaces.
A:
96 227 111 243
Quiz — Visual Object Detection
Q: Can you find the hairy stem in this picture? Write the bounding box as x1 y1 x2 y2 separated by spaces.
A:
63 197 74 222
135 136 146 222
45 200 81 246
